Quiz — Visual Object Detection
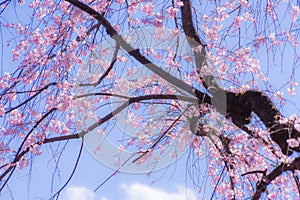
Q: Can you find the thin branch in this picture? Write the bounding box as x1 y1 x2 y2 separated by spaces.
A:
94 153 138 192
132 115 182 163
292 170 300 196
74 92 198 103
78 43 120 87
180 0 216 91
5 82 57 114
78 93 199 138
65 0 210 105
210 167 225 200
0 108 57 188
50 140 83 200
0 133 80 191
242 170 267 177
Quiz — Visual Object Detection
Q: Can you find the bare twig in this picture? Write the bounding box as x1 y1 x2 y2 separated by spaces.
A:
51 141 84 200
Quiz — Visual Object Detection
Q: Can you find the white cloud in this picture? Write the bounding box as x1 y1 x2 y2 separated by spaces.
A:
62 186 95 200
121 183 197 200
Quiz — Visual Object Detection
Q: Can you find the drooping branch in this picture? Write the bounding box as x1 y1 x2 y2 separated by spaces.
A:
5 82 57 114
180 0 207 87
0 108 58 190
65 0 300 156
0 92 200 186
62 2 300 198
252 156 300 200
78 93 200 138
65 0 211 105
180 0 220 91
78 43 120 87
51 141 83 200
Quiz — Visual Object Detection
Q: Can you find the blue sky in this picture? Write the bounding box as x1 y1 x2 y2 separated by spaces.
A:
2 139 203 199
0 2 205 200
1 1 300 200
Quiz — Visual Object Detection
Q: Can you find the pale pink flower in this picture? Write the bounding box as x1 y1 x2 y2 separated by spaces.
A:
175 1 184 7
290 81 298 86
18 158 29 170
168 28 181 40
166 7 178 18
287 138 300 148
239 0 249 7
12 49 20 61
62 125 70 135
128 2 138 14
97 129 105 135
144 48 154 55
60 1 70 14
140 3 155 16
192 137 202 148
30 144 42 155
100 48 110 57
291 5 300 22
265 1 276 19
117 56 127 62
154 52 162 59
233 15 244 28
286 31 298 46
132 103 140 110
116 0 125 5
0 105 5 116
128 17 139 26
182 54 192 63
154 27 165 39
279 116 288 124
17 0 25 6
93 146 101 154
6 22 14 28
28 109 41 119
113 24 120 32
118 144 125 152
287 87 296 96
275 91 284 100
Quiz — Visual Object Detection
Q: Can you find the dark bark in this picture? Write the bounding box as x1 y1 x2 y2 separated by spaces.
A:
226 90 300 155
179 1 300 199
66 0 300 156
180 0 300 156
65 1 300 198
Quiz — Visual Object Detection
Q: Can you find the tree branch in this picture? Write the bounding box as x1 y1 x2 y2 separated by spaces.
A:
65 0 210 105
66 0 300 158
252 156 300 200
180 0 300 156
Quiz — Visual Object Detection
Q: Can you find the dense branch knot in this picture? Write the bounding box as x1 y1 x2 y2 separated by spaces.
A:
225 90 300 155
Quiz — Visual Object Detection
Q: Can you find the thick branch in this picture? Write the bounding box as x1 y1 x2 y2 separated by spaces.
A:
181 0 300 156
180 0 219 91
227 90 300 155
180 0 206 67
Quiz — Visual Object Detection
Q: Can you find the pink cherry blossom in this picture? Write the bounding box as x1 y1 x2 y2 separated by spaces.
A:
140 3 155 16
166 7 178 18
290 5 300 22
